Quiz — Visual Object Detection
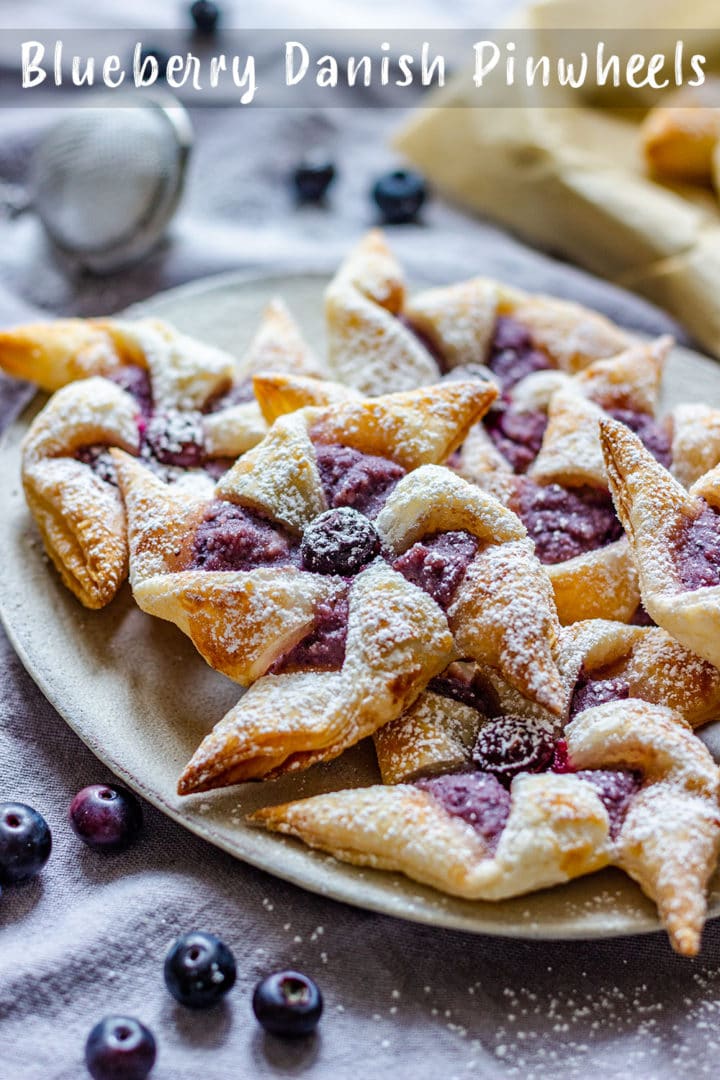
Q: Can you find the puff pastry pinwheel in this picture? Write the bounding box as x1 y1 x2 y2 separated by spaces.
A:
111 378 569 789
372 610 720 791
8 303 321 608
600 416 720 669
323 229 634 398
254 697 720 956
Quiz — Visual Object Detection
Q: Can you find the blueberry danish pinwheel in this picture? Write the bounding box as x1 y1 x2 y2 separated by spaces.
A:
4 303 320 607
111 378 568 789
255 698 720 956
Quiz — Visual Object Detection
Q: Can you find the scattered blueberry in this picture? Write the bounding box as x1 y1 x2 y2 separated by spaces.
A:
293 156 336 203
85 1016 156 1080
301 507 380 576
69 785 143 853
472 715 555 783
371 169 427 224
190 0 220 34
0 802 51 884
164 931 236 1009
253 970 323 1037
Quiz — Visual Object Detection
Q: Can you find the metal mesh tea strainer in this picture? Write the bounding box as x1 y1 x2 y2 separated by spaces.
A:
22 92 193 274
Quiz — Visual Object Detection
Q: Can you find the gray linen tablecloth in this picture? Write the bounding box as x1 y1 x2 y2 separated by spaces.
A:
2 3 719 1079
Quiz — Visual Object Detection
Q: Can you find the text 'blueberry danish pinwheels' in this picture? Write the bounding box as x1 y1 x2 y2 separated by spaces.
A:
254 698 720 956
601 417 720 670
7 303 321 607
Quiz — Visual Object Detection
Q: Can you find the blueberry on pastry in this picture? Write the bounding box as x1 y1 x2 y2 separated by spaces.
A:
253 698 720 956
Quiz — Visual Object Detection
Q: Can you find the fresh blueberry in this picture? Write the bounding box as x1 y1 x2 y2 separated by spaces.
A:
69 785 143 853
0 802 51 884
190 0 220 34
371 169 427 224
85 1016 156 1080
293 156 336 203
164 931 236 1008
301 507 380 576
252 971 323 1037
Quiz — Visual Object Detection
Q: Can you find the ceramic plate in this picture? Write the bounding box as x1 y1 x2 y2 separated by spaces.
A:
2 271 720 941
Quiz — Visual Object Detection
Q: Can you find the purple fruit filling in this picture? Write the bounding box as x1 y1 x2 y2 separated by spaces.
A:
75 445 118 486
108 364 153 415
144 409 206 469
204 378 255 413
472 714 556 783
630 603 655 627
272 592 349 674
400 316 447 371
428 666 500 718
570 672 631 718
676 501 720 591
203 457 235 481
576 769 640 839
192 501 298 572
514 479 623 565
416 772 511 851
393 531 479 609
487 316 553 390
301 508 381 576
608 408 672 468
314 442 406 519
485 402 548 473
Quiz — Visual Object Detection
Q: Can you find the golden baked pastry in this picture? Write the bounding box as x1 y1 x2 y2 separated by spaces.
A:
253 698 720 956
641 85 720 184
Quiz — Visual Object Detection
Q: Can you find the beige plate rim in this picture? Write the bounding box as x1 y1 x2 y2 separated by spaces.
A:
2 268 720 943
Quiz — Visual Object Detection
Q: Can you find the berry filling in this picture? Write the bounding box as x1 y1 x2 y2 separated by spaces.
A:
472 714 556 783
484 401 548 473
75 366 243 484
107 364 153 415
676 500 720 591
272 591 350 674
143 409 207 469
314 442 406 519
608 408 672 468
416 772 511 851
400 316 447 371
514 479 623 565
487 316 553 391
570 672 631 718
204 378 255 412
75 445 118 486
192 501 299 572
428 664 500 718
575 769 640 839
393 530 479 609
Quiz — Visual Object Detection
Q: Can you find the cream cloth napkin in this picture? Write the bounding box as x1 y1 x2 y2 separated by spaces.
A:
395 0 720 356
